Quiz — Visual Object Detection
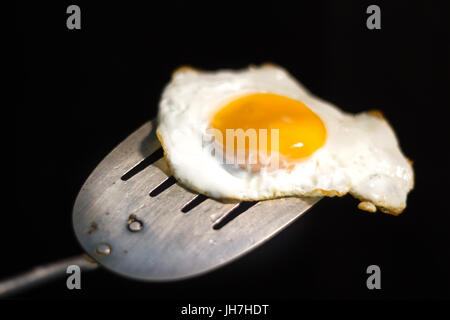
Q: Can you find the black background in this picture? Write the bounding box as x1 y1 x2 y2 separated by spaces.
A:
14 0 449 304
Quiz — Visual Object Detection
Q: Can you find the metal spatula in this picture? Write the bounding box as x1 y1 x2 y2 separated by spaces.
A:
1 120 320 296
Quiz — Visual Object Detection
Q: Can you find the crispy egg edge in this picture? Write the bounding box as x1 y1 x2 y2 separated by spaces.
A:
157 66 415 216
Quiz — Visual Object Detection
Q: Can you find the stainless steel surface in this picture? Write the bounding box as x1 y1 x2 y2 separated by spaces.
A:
73 120 321 281
0 255 98 298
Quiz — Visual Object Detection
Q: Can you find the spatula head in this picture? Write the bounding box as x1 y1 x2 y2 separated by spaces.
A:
72 120 320 281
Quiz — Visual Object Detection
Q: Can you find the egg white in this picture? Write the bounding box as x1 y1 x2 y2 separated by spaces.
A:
156 65 414 214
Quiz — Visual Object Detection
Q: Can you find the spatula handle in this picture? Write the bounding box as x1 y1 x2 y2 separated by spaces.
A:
0 254 98 298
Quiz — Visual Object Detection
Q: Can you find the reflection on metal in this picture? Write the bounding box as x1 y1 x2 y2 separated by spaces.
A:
72 120 321 281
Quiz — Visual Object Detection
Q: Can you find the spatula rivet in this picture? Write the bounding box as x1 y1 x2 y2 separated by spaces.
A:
95 243 111 256
128 220 143 232
127 214 143 232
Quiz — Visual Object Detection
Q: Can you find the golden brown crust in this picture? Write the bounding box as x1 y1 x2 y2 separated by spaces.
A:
367 109 386 120
155 129 174 177
260 62 282 69
351 193 404 216
310 188 346 197
407 157 415 190
357 201 377 213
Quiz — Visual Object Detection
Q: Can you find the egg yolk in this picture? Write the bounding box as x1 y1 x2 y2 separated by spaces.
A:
210 93 327 168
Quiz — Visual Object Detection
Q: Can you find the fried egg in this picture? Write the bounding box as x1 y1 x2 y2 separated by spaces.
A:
156 64 414 215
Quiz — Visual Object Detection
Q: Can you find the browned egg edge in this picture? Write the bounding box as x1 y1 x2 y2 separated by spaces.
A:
157 69 414 216
156 128 410 216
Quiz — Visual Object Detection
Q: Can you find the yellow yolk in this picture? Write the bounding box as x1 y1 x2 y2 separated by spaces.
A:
211 93 327 167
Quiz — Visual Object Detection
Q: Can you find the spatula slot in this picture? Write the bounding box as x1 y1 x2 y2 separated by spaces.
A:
181 194 208 213
149 176 177 197
73 120 321 281
121 148 164 181
213 201 258 230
